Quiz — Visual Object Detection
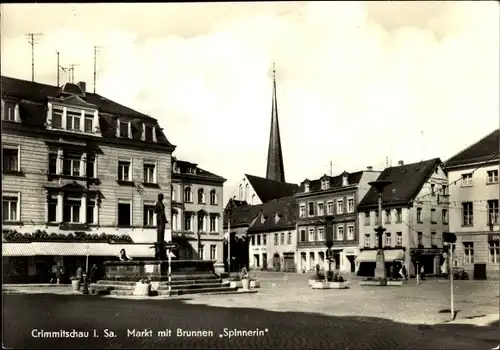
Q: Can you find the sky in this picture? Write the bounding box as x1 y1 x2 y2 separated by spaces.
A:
1 2 499 205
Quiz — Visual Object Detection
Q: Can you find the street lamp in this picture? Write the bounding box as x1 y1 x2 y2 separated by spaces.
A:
368 180 392 285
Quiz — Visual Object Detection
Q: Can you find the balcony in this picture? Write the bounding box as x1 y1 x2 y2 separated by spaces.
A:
438 194 450 205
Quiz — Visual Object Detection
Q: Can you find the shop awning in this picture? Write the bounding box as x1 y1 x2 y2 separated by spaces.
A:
2 243 37 256
4 243 156 258
356 249 405 263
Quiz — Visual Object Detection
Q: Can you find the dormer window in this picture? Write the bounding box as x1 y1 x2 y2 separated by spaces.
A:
2 100 18 122
84 112 94 133
142 124 157 143
66 110 81 131
342 173 349 186
47 102 100 136
260 215 266 224
321 179 329 190
119 121 131 138
304 181 310 192
274 213 280 223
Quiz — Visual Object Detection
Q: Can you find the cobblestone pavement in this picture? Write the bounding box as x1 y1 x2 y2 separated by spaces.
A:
3 276 499 349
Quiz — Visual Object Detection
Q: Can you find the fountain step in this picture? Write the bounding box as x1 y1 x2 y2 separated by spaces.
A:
108 285 237 296
96 278 222 286
100 274 221 282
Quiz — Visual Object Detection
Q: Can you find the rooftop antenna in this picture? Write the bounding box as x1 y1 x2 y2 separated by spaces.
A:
93 45 102 93
56 51 68 87
26 33 43 82
68 64 79 83
330 161 332 176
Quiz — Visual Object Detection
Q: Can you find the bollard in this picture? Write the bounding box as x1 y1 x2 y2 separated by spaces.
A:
82 273 89 295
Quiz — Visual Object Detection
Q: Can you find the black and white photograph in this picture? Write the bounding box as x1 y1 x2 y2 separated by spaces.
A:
1 1 499 349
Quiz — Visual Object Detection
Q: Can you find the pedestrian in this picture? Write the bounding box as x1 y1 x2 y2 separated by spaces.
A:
55 263 62 284
420 265 425 280
402 264 408 280
75 263 83 283
89 264 99 284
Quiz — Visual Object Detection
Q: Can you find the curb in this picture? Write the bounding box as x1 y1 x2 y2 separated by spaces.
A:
442 314 499 327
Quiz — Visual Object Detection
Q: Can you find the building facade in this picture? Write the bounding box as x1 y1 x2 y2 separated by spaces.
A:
2 76 175 283
295 169 381 274
445 129 499 279
246 197 297 272
171 158 225 266
357 159 449 277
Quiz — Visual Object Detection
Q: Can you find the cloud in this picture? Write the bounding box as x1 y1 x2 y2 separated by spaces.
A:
1 2 498 205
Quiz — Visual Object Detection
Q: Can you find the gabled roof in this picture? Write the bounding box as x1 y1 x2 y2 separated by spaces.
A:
357 158 442 211
223 203 263 228
245 174 298 203
297 171 364 193
247 196 297 233
1 76 174 148
445 129 499 168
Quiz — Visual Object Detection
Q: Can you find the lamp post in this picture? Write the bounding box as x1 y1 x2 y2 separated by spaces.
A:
368 180 392 285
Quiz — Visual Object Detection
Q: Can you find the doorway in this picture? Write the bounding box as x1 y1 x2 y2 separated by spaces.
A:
346 255 356 273
262 253 267 270
333 253 340 270
273 254 281 272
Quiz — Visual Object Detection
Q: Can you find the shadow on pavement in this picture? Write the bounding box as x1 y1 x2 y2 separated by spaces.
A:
2 294 499 349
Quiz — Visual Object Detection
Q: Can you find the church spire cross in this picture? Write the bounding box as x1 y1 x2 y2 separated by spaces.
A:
266 62 286 183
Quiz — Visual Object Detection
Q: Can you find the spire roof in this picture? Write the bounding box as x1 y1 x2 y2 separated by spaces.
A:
266 62 286 183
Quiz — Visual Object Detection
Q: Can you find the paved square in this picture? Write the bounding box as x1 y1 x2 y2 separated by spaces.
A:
2 273 499 349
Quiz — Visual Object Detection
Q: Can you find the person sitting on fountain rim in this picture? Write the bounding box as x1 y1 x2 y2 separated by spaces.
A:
119 249 132 261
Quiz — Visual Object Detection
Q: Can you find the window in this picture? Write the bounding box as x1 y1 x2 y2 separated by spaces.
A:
488 200 499 225
431 209 437 224
145 126 154 142
47 196 57 222
417 232 423 246
251 194 256 205
327 201 333 215
274 233 278 245
210 216 217 232
336 226 344 240
317 202 324 216
337 200 343 214
87 200 95 224
119 121 130 138
172 187 176 202
199 245 204 260
385 209 391 224
3 147 19 172
487 170 499 184
245 184 249 202
197 214 206 232
300 229 306 242
374 211 379 225
321 179 329 190
143 163 156 183
396 208 402 223
280 233 285 245
118 201 131 226
184 187 192 202
210 245 216 260
396 232 403 246
118 161 131 181
198 189 205 203
184 213 192 231
417 208 423 223
308 228 315 242
299 204 306 218
442 184 448 195
364 212 370 226
431 232 437 247
489 241 499 263
239 185 243 200
256 235 261 245
364 234 370 247
461 173 473 187
430 183 435 195
63 198 81 223
210 190 217 205
462 202 473 226
143 204 155 226
287 232 292 244
66 110 81 131
307 202 315 216
464 242 474 264
347 198 354 213
49 153 57 174
3 101 16 121
84 113 94 133
3 194 19 222
304 183 310 192
347 225 354 240
317 227 325 241
63 156 81 177
52 108 63 129
86 157 95 178
442 209 448 224
385 232 391 246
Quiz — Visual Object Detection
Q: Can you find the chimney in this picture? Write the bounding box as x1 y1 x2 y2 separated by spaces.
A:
77 81 86 93
398 160 404 166
367 166 373 171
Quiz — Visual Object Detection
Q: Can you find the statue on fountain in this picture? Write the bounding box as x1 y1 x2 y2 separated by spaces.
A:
154 193 167 260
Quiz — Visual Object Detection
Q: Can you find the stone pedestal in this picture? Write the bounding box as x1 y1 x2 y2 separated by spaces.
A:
374 249 387 284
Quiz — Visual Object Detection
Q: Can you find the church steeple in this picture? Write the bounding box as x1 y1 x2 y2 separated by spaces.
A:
266 62 286 183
